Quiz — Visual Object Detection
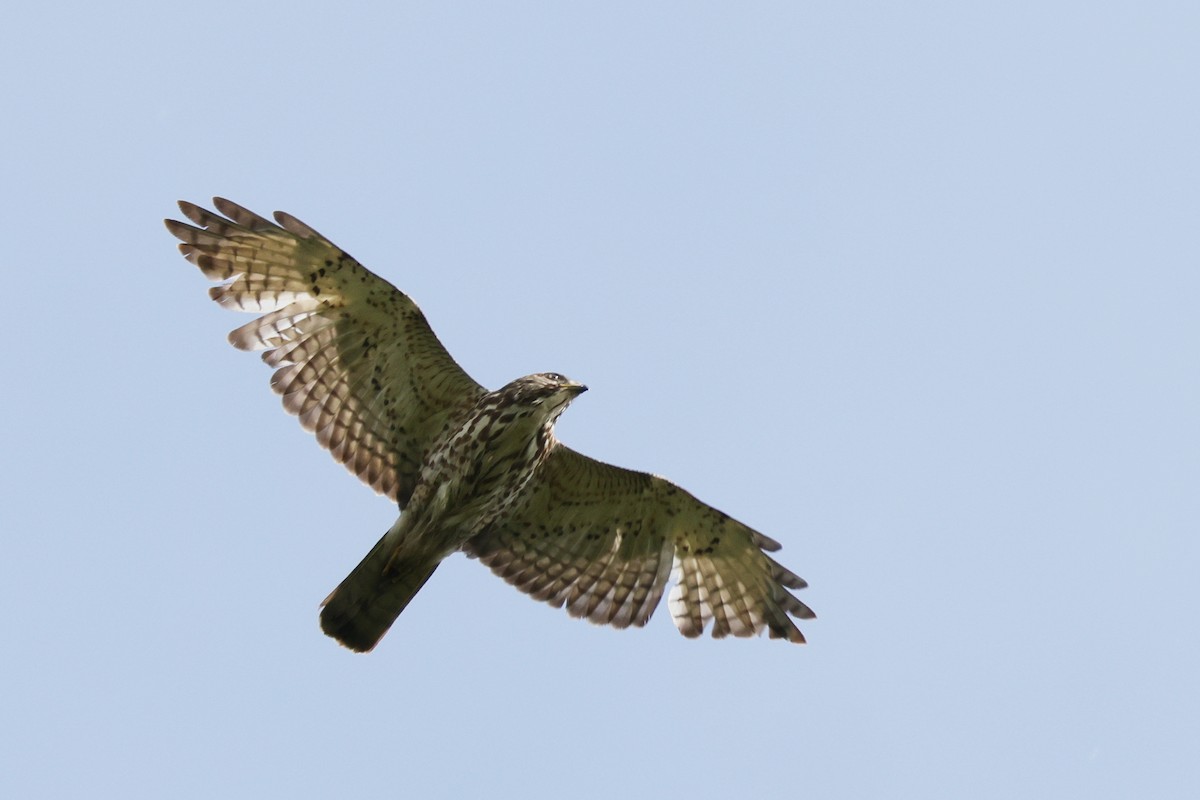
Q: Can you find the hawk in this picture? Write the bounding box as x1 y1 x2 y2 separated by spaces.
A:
166 198 815 651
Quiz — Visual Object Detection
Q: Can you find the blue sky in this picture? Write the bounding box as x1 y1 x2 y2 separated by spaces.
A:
2 2 1197 797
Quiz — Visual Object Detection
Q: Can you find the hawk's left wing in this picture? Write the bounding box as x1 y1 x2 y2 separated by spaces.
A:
463 445 814 641
165 198 487 506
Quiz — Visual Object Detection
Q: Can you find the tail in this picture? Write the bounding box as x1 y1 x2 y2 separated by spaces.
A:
319 534 441 652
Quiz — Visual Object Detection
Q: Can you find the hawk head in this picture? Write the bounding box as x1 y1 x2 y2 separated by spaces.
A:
482 373 587 432
474 373 588 472
497 373 588 414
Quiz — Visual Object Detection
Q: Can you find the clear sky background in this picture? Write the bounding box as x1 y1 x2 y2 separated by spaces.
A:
2 2 1196 797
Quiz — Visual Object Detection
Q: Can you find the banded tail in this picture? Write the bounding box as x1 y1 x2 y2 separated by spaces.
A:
320 534 440 652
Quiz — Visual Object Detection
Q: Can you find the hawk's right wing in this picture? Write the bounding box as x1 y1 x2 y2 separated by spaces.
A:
166 198 487 507
464 445 814 642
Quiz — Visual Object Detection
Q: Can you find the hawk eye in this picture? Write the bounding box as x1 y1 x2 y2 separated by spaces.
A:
546 372 566 383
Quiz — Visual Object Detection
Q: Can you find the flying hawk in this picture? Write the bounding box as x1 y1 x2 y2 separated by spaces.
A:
166 198 814 651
